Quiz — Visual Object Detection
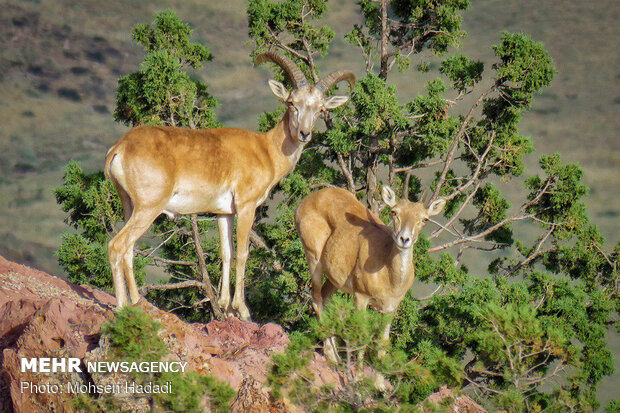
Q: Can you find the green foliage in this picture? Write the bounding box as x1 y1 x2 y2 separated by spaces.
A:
115 10 218 128
154 371 236 413
439 54 483 92
607 400 620 413
268 296 451 411
247 0 333 82
55 161 121 242
245 2 616 410
351 0 470 61
55 3 618 411
492 32 556 105
55 161 146 289
101 306 167 361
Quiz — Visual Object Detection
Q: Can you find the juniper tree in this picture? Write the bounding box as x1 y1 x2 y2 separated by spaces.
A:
267 296 462 411
245 0 619 411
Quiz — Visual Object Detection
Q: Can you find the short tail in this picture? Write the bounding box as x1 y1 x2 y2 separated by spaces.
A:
104 144 120 180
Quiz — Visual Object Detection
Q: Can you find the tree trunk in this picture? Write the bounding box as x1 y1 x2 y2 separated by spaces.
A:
378 0 389 80
366 150 380 215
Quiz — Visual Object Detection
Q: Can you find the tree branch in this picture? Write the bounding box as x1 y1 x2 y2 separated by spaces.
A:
299 4 320 83
140 280 204 293
505 227 555 275
337 153 356 193
443 132 495 203
267 26 308 62
137 251 195 266
394 158 446 173
249 229 283 272
429 181 481 240
430 82 499 203
429 213 535 252
378 0 389 80
190 214 223 318
413 285 442 301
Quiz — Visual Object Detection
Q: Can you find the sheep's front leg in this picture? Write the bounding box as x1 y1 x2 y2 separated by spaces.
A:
217 214 234 314
231 205 255 321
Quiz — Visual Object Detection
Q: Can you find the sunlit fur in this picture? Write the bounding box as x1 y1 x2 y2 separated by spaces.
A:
295 186 445 356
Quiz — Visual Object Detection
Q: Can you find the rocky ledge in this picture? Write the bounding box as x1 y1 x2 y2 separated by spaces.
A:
0 255 486 412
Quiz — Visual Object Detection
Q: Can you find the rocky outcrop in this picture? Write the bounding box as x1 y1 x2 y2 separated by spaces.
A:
0 256 339 412
0 255 487 412
0 256 115 413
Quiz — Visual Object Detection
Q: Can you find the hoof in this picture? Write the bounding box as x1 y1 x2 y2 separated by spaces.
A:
236 309 252 322
232 301 251 322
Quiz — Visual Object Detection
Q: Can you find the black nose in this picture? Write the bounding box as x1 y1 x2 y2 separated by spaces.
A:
300 131 311 141
399 236 410 245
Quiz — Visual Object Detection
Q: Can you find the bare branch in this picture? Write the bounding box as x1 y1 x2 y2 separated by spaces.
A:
430 181 481 240
593 241 616 270
267 26 308 62
413 285 442 301
137 251 195 266
299 5 320 83
337 153 356 193
442 132 495 203
505 227 555 275
430 81 500 203
140 280 203 293
190 214 223 318
463 376 502 395
394 158 446 173
142 227 181 258
429 213 535 253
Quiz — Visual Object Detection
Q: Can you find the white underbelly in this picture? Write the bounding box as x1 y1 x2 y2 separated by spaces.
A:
164 187 234 215
256 184 274 207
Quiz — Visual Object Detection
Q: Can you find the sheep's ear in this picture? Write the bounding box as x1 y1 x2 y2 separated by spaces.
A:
323 95 349 109
427 198 446 216
382 186 397 208
268 80 289 101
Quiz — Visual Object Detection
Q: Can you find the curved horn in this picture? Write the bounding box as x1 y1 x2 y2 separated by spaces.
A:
254 51 308 89
315 70 356 94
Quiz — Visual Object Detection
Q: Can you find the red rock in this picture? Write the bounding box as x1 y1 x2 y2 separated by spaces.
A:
422 385 487 413
229 377 287 413
0 255 340 412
